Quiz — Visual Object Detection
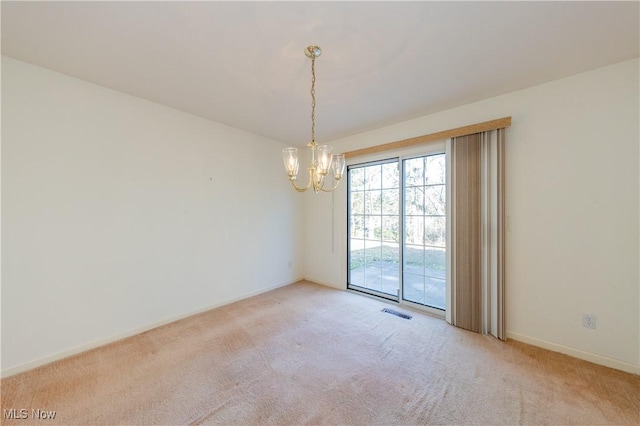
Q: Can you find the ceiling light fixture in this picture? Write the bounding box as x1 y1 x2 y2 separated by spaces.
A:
282 45 345 193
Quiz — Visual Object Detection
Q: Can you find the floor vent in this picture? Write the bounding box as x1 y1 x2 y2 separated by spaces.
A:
381 308 412 320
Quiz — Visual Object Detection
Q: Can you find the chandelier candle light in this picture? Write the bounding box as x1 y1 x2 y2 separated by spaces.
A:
282 45 345 193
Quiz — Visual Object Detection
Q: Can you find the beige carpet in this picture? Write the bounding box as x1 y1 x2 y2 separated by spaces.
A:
1 281 638 425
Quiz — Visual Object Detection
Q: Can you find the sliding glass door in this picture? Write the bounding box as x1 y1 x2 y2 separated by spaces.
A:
348 153 446 311
402 154 446 309
348 160 400 299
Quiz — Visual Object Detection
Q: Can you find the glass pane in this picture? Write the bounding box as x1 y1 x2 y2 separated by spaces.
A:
424 185 445 215
363 192 372 215
365 244 382 265
364 215 381 240
350 167 365 190
349 264 365 287
424 247 446 279
350 191 365 215
365 266 383 293
349 161 400 298
381 189 399 215
402 153 446 310
381 162 399 189
424 277 446 310
369 191 382 215
381 242 400 266
350 217 365 239
403 244 424 274
405 187 424 215
349 239 365 271
404 157 424 187
405 216 424 245
365 165 382 190
364 239 383 250
425 154 445 185
403 273 425 305
380 269 399 296
381 216 399 242
424 216 446 247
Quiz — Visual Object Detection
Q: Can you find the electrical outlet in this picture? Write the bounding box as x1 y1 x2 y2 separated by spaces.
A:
582 314 596 329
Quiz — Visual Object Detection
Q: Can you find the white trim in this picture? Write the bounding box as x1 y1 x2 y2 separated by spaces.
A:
507 332 640 375
346 287 393 303
1 278 303 379
400 299 446 319
305 276 345 291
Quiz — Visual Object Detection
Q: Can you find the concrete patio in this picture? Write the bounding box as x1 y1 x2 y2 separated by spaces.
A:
349 261 445 309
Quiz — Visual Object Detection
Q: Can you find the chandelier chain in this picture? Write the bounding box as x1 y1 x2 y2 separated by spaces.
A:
310 55 316 144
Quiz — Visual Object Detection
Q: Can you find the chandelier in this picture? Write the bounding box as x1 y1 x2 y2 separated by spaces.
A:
282 45 345 193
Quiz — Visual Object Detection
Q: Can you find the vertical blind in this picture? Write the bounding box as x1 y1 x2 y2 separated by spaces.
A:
449 129 505 339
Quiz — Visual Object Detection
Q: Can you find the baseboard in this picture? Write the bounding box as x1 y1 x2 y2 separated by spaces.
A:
302 276 345 290
8 283 635 378
1 278 302 379
507 331 640 375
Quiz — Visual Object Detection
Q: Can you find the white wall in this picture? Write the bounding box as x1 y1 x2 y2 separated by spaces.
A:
1 57 304 376
304 59 640 374
2 56 638 377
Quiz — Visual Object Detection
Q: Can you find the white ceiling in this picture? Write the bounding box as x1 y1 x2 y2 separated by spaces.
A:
2 1 638 146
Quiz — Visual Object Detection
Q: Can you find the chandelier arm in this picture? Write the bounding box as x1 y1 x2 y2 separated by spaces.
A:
290 181 310 192
289 168 315 192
